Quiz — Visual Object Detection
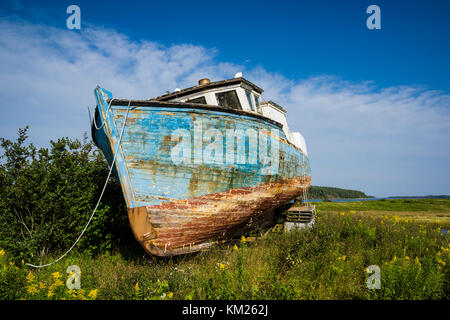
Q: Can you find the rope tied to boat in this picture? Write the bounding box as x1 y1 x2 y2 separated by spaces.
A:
26 99 132 268
92 98 115 130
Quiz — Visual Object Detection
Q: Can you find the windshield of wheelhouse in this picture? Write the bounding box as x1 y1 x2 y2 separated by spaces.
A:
215 90 242 110
187 96 207 104
245 90 254 111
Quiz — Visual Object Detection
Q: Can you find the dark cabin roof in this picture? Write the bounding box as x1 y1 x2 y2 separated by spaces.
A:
152 77 264 101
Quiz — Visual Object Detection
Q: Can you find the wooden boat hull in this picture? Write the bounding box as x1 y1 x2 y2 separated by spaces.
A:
92 87 311 256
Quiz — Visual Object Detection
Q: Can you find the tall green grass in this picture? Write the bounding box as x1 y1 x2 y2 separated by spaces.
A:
1 209 448 300
316 199 450 227
316 198 450 213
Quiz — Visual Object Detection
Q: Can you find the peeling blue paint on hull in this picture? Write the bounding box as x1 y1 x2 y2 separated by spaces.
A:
92 87 311 256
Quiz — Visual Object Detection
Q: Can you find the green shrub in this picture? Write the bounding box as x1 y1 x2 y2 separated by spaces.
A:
0 127 129 263
0 250 26 299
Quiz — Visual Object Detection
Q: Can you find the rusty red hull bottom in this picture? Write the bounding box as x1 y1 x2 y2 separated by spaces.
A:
127 176 311 256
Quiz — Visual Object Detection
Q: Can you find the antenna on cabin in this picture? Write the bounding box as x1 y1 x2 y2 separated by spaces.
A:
234 72 243 78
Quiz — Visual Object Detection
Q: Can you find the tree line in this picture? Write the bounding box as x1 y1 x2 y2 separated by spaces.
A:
307 185 369 200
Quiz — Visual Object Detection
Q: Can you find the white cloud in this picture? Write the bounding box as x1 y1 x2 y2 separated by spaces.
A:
271 76 450 195
0 18 449 196
0 19 234 142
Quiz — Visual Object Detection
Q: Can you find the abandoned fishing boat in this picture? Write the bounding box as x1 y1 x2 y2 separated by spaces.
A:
91 74 311 256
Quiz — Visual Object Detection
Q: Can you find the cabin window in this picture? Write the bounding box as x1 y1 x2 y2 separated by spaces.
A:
254 95 260 107
215 90 242 110
245 90 254 110
187 96 207 104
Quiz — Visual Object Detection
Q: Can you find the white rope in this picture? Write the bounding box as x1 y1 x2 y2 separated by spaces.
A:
26 100 132 268
92 98 115 130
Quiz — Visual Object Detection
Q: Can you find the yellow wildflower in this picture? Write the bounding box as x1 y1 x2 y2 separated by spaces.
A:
51 272 61 279
339 212 345 216
233 244 238 251
38 282 46 290
67 289 76 296
88 289 99 299
0 249 4 257
9 261 14 266
167 292 174 299
331 265 342 272
26 285 38 295
240 235 247 244
415 257 421 266
337 255 346 261
436 257 446 266
47 290 54 298
134 282 140 292
405 256 410 260
54 279 64 287
77 289 87 300
219 263 225 270
349 210 356 214
26 272 35 283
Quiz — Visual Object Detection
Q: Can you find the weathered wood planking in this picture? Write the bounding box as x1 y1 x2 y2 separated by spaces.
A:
93 87 311 256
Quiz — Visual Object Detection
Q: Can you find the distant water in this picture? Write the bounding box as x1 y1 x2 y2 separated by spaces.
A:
306 195 450 203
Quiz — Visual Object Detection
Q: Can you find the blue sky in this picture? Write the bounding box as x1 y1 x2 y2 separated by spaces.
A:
0 0 449 196
4 0 450 91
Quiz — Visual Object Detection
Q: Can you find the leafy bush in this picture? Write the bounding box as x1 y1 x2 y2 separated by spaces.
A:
0 127 129 264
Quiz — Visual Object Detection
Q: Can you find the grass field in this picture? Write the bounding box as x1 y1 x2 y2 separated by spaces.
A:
315 198 450 227
0 199 449 300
